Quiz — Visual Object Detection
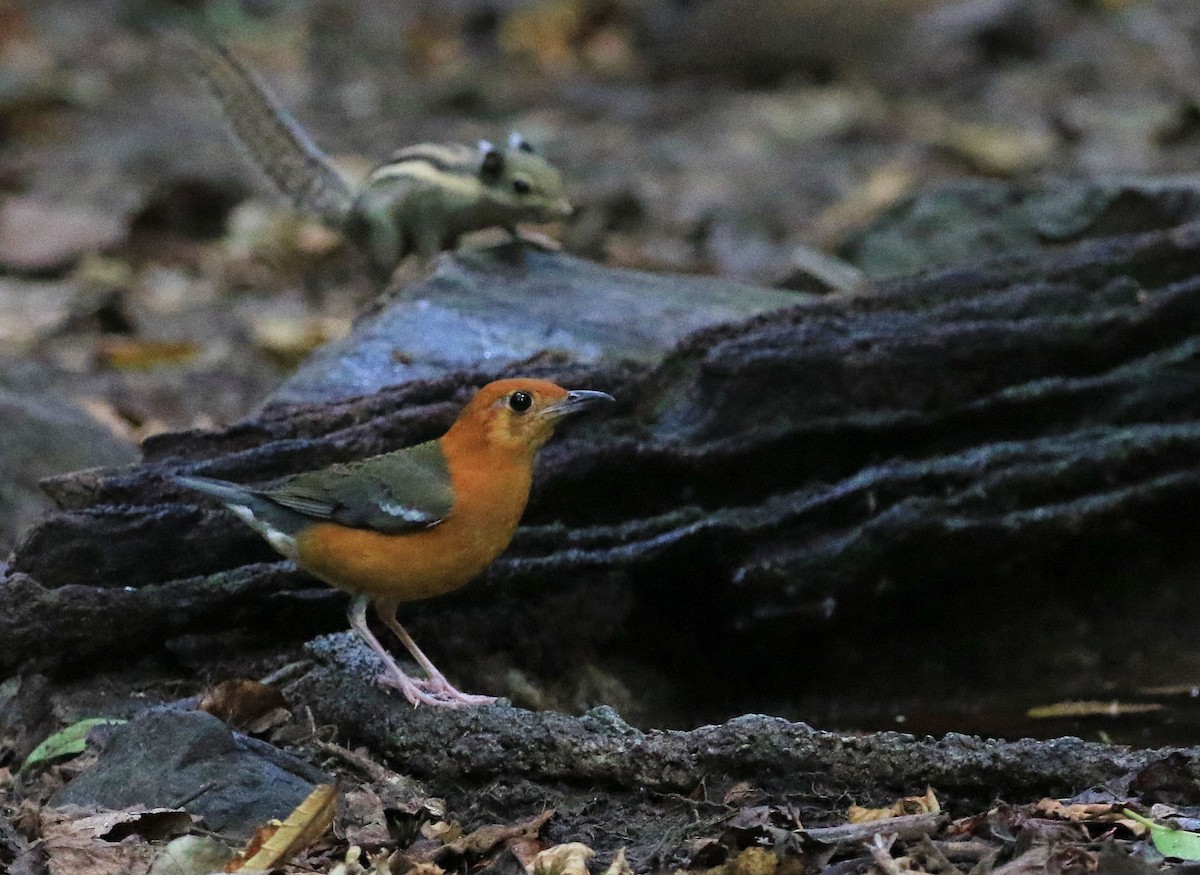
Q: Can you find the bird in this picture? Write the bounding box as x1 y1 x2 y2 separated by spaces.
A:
173 378 613 708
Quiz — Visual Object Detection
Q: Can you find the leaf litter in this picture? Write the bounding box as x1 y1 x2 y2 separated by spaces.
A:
6 707 1200 875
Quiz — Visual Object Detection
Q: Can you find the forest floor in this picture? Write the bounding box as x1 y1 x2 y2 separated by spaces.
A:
8 0 1200 872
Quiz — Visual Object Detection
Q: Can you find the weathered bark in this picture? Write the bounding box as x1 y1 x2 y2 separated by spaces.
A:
7 225 1200 703
293 632 1184 797
270 632 1200 867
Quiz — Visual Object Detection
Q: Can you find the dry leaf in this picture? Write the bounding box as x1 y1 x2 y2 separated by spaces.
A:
330 845 368 875
409 862 450 875
73 253 135 289
148 834 235 875
94 338 200 371
1027 701 1164 719
226 783 336 872
42 835 157 875
295 222 343 256
532 842 594 875
509 839 546 870
806 160 918 247
578 24 636 76
75 397 142 444
39 806 192 875
990 845 1051 874
340 787 390 850
932 119 1055 176
420 820 463 843
498 1 580 71
689 838 728 868
443 809 555 856
330 845 418 875
0 277 76 347
198 679 288 731
727 846 779 875
252 315 349 370
72 810 194 843
403 13 467 77
44 806 194 842
224 203 342 263
602 847 633 875
723 782 767 808
1033 799 1145 835
848 788 939 823
1138 683 1200 696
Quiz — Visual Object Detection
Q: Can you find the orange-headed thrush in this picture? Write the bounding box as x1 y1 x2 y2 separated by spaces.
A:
174 378 613 708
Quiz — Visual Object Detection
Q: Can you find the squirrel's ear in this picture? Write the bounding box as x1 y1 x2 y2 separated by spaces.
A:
479 145 505 181
509 131 534 153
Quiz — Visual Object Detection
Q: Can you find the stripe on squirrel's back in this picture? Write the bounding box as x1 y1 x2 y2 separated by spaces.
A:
365 157 484 199
384 143 478 173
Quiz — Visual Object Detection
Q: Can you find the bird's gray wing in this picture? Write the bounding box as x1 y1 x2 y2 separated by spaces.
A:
264 439 453 533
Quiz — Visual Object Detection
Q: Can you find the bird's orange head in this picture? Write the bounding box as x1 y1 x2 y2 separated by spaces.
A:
445 378 613 455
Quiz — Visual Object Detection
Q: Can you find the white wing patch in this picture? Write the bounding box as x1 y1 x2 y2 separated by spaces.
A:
378 500 429 522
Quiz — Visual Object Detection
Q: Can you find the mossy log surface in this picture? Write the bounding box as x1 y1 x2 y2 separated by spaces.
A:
273 632 1200 867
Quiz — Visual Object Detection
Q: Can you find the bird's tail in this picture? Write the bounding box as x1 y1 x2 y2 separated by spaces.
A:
173 473 305 557
171 474 259 507
163 31 355 227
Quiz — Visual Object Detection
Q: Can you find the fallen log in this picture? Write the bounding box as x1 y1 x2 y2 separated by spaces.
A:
269 631 1200 867
6 227 1200 724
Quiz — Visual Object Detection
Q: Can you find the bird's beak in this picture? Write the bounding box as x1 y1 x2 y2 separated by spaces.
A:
544 389 614 418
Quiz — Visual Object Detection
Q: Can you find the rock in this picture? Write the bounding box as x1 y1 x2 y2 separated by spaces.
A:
268 243 803 406
842 176 1200 278
0 387 136 551
0 674 55 764
51 708 329 839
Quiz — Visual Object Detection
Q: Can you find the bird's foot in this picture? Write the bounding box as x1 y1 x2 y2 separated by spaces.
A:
412 673 497 707
375 671 494 709
376 671 464 708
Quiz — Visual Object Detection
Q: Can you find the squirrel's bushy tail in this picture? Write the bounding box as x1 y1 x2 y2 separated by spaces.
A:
164 31 354 226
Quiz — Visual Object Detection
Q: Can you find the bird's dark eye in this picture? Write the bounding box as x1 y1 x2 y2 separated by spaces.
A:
513 179 532 195
509 390 533 412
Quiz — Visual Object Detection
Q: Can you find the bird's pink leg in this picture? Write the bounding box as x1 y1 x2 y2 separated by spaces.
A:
374 601 496 707
346 594 462 708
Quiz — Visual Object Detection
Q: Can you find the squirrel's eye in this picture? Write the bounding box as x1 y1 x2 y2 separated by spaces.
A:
509 390 533 412
512 179 532 195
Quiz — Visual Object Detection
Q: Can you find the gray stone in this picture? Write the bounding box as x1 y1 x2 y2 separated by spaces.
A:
268 242 804 406
51 708 328 839
0 387 136 551
842 175 1200 278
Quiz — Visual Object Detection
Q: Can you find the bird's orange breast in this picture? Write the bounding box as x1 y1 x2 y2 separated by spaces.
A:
294 446 532 603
